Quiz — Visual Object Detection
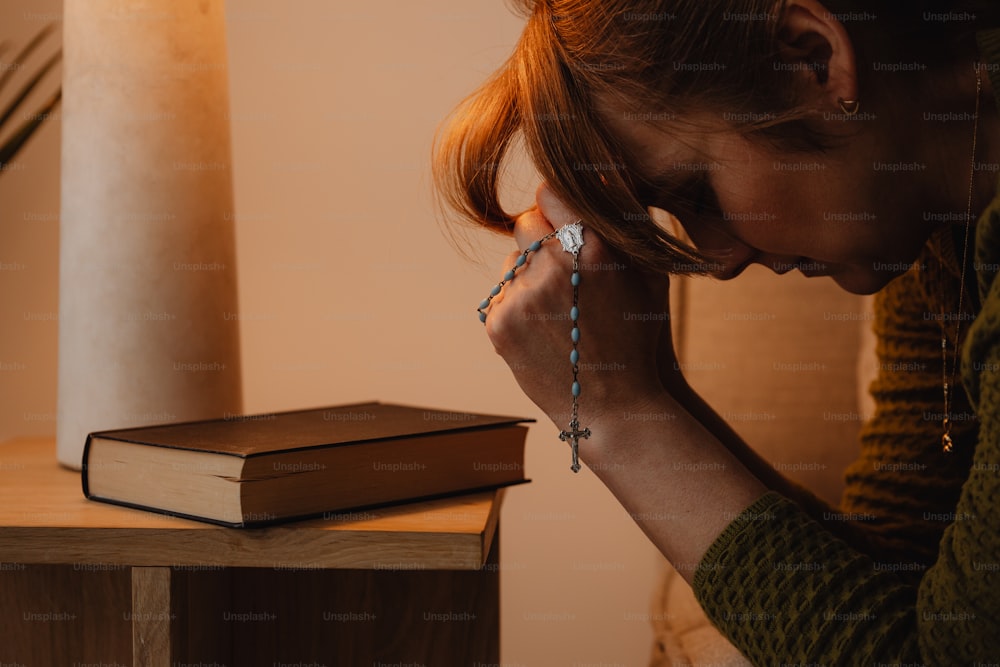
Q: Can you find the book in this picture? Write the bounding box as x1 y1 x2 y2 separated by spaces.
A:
82 401 532 527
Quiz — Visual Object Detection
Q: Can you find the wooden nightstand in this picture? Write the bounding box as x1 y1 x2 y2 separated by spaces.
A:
0 437 504 666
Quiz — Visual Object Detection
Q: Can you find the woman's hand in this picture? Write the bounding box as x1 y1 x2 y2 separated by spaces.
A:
482 186 768 575
483 184 677 430
484 186 824 527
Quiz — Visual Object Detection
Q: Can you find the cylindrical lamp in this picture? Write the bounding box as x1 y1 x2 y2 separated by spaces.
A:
57 0 242 469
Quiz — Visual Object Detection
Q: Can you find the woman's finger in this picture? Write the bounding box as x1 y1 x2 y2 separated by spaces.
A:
535 182 583 229
513 206 554 252
483 249 524 312
500 248 521 274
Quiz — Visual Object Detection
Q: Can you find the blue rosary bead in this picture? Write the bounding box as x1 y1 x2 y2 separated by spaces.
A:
570 349 579 364
515 254 527 267
479 298 491 311
572 381 581 397
479 310 487 323
571 271 580 286
528 240 542 252
571 327 580 343
570 306 579 321
490 284 502 297
504 269 516 281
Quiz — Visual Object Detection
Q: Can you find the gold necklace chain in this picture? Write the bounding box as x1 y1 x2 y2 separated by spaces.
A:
941 61 982 454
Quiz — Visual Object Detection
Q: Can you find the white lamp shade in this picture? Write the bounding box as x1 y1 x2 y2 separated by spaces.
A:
57 0 242 469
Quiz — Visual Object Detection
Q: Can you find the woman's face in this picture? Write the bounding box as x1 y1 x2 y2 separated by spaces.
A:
602 110 938 295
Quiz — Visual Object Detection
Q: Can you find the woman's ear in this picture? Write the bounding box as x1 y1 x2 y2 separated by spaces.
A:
775 0 858 110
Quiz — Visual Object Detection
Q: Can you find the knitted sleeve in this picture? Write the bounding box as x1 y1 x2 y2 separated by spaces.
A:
693 492 922 662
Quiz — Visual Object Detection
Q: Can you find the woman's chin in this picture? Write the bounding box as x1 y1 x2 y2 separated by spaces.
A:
829 268 901 295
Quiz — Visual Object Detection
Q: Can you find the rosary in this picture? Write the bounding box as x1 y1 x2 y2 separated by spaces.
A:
477 221 590 472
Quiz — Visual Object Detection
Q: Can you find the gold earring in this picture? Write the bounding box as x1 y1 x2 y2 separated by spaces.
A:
838 97 860 116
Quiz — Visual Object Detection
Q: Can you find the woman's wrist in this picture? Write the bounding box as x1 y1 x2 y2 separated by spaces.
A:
578 389 689 464
574 390 769 577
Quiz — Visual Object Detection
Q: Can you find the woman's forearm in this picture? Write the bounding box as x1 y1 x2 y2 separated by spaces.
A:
579 391 767 582
668 380 833 516
662 378 878 555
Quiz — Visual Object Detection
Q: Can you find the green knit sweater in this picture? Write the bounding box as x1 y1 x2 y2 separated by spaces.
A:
692 31 1000 664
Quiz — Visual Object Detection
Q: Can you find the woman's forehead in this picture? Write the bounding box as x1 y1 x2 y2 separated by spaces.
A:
596 99 717 188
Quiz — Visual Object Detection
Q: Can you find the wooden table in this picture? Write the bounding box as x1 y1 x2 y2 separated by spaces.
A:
0 437 504 666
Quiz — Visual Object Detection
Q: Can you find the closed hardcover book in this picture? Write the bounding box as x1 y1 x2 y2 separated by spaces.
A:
82 401 532 527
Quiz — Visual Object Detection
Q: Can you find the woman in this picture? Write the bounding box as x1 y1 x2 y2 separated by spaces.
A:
435 0 1000 663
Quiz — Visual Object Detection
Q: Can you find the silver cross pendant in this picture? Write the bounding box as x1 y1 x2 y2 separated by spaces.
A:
559 426 591 473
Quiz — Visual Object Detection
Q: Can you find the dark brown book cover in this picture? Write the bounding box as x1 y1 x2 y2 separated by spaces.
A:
81 401 533 527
